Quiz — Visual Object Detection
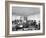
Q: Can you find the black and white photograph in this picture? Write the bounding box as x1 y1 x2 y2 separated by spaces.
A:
12 7 40 31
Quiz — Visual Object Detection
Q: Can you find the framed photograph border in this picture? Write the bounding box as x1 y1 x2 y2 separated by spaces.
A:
5 1 45 37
